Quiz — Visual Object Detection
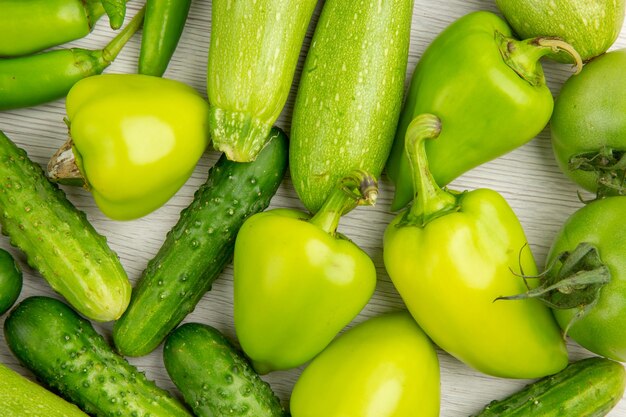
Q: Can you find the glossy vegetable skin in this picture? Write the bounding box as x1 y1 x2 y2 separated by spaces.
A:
512 197 626 361
0 7 144 111
4 296 193 417
386 11 581 211
207 0 317 162
291 311 440 417
290 0 413 213
383 115 567 378
113 129 288 356
0 249 21 315
234 171 378 373
0 0 105 57
551 49 626 197
52 73 210 220
139 0 192 76
0 362 89 417
496 0 625 62
473 357 626 417
0 131 130 322
164 323 287 417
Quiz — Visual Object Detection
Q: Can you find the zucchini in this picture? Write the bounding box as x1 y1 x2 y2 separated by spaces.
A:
4 296 193 417
163 323 287 417
207 0 317 162
0 362 89 417
113 128 288 357
0 131 130 322
289 0 413 213
473 357 626 416
0 248 21 315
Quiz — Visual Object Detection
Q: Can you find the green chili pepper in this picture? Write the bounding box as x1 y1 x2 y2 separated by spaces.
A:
385 11 582 211
138 0 192 77
383 114 568 378
47 73 210 220
0 7 144 111
0 0 105 57
234 170 378 374
101 0 127 30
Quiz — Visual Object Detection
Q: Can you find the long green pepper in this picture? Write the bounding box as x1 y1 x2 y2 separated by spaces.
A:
0 0 106 57
0 7 144 111
139 0 192 76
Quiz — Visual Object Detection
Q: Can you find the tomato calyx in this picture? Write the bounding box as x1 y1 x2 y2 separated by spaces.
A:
569 147 626 198
498 242 610 337
497 32 583 87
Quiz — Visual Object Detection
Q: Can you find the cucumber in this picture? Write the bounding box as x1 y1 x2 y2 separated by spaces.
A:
473 357 626 416
0 131 130 322
0 362 89 417
0 248 21 315
113 128 288 357
289 0 413 213
4 296 193 417
163 323 287 417
207 0 317 162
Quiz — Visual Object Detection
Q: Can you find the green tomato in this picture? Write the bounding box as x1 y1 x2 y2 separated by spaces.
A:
542 197 626 361
551 49 626 197
290 311 440 417
0 248 21 315
496 0 625 62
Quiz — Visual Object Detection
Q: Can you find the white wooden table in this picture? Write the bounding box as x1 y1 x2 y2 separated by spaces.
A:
1 1 625 415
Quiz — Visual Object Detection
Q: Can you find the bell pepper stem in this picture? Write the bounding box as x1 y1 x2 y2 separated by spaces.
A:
47 137 87 187
101 6 145 64
497 31 583 86
309 170 378 235
405 114 458 226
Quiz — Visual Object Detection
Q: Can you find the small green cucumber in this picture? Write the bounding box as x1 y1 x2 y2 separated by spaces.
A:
0 362 89 417
4 296 193 417
113 128 288 357
164 323 287 417
0 248 21 315
289 0 414 212
207 0 317 162
0 131 130 322
473 357 626 417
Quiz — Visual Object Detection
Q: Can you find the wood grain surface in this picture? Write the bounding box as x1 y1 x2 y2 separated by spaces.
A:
1 0 625 415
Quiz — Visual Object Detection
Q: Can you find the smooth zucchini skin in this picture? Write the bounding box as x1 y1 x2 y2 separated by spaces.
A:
0 131 130 322
0 362 89 417
473 357 626 417
164 323 287 417
4 296 193 417
207 0 317 162
289 0 414 213
113 128 288 357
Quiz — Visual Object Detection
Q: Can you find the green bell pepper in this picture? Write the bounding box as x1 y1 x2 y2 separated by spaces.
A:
233 170 378 374
290 311 440 417
383 114 568 379
48 74 210 220
385 11 582 211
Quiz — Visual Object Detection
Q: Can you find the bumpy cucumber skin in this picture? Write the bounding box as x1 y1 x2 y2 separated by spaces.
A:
113 128 288 357
0 248 21 315
289 0 413 213
0 132 130 322
164 323 287 417
4 296 193 417
473 357 626 417
207 0 317 162
0 362 89 417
